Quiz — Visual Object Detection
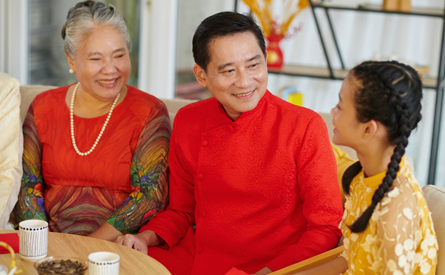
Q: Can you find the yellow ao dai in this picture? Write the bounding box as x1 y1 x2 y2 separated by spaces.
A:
340 157 438 275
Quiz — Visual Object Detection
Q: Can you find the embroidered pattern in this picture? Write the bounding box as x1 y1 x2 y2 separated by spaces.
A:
340 157 438 274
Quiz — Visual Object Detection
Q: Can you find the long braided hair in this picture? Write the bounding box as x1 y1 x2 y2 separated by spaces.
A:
342 60 423 233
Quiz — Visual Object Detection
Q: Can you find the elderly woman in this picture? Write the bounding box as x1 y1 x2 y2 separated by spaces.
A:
14 0 170 242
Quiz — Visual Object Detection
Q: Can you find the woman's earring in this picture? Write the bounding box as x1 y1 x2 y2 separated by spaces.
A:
69 69 74 74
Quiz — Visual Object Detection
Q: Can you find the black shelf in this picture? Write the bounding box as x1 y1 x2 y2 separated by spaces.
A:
308 0 445 186
312 3 444 17
235 0 445 185
267 65 439 89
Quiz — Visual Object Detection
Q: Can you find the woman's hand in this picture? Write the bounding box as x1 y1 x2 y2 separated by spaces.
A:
114 230 162 254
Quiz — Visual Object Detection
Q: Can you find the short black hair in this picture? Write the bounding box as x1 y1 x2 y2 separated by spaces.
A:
192 11 266 71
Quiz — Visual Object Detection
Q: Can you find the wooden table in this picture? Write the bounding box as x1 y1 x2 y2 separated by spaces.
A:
0 230 171 275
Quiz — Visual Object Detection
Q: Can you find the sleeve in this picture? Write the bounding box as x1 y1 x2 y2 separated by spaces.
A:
267 115 343 271
139 112 196 248
106 102 171 234
0 76 23 229
14 103 47 223
375 177 437 275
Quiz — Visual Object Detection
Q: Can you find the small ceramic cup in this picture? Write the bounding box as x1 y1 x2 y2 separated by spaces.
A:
0 265 8 275
88 251 120 275
18 220 48 262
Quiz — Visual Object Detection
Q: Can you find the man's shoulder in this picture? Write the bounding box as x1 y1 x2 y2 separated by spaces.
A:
179 97 215 111
170 97 217 136
175 97 216 120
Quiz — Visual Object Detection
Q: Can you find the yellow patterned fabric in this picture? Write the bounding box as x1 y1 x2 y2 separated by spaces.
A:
340 156 438 275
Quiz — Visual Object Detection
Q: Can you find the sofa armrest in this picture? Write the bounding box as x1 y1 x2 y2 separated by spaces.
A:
422 185 445 275
0 73 23 229
270 246 345 275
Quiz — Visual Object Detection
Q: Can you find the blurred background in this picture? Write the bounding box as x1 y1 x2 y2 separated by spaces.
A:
1 0 444 187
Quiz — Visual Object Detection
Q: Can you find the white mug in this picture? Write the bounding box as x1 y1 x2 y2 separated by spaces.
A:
18 220 48 262
88 251 120 275
0 265 7 275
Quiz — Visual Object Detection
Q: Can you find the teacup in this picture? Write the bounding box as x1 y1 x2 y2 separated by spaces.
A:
88 251 120 275
19 220 48 262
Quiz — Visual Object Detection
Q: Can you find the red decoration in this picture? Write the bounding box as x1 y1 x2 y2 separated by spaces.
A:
266 30 285 68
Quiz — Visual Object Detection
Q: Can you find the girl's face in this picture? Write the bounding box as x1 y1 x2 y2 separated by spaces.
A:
331 74 364 149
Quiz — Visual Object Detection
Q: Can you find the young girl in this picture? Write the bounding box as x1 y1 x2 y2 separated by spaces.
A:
295 61 438 275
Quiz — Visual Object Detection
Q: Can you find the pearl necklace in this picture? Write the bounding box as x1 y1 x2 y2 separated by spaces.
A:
70 82 120 156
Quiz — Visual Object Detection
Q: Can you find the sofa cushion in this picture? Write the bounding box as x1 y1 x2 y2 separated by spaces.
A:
161 98 196 125
0 73 22 229
18 85 358 162
19 86 195 128
422 185 445 274
20 85 57 124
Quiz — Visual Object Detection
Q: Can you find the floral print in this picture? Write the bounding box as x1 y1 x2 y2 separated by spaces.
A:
340 156 438 274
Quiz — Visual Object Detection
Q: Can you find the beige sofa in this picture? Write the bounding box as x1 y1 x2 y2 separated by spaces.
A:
17 85 444 273
18 85 358 159
0 73 22 230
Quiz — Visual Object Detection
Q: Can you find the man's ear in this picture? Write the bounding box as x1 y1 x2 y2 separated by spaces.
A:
193 64 207 88
362 120 378 140
66 53 75 73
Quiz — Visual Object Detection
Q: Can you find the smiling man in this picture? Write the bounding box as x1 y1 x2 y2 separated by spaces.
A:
116 12 343 275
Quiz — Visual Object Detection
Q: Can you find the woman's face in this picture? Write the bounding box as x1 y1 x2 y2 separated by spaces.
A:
331 74 363 149
67 24 131 102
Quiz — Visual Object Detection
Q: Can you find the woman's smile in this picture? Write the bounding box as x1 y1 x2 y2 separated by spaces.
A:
97 78 119 88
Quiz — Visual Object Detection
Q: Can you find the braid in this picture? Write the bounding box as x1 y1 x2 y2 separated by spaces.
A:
342 161 362 196
346 60 422 233
349 107 410 232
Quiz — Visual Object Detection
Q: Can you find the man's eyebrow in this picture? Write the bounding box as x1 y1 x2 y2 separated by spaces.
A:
217 55 262 71
218 62 234 71
248 55 261 62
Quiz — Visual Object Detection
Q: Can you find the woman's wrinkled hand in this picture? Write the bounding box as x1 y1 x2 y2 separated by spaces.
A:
114 230 162 254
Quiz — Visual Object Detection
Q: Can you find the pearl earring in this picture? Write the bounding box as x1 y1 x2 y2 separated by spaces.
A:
69 69 74 74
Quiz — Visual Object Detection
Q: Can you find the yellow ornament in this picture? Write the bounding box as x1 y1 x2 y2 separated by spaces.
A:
267 51 279 64
0 241 22 274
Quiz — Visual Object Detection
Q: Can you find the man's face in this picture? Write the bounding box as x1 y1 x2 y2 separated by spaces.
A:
193 31 268 121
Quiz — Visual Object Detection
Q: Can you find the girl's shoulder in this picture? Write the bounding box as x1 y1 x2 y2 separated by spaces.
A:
380 156 422 208
381 174 418 211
